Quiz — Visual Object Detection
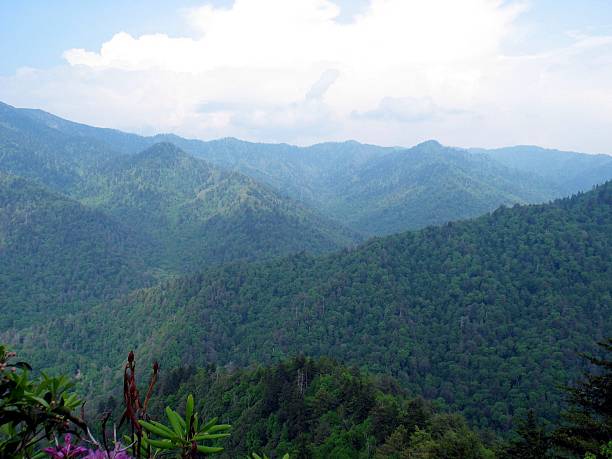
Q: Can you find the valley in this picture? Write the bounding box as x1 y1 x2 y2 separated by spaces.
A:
1 102 611 458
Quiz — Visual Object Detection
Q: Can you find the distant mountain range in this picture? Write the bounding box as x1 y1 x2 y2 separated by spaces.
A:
77 142 357 271
0 102 359 325
4 101 610 236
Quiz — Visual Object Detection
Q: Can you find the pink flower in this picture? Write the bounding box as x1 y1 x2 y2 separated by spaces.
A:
43 434 88 458
83 443 133 459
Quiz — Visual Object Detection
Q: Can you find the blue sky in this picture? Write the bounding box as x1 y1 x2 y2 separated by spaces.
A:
1 1 612 152
0 0 373 74
3 0 611 74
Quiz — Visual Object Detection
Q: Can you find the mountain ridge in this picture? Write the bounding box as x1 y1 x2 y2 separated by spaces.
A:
5 101 611 236
22 181 611 430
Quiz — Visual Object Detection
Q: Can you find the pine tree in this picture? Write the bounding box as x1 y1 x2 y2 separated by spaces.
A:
375 425 410 459
504 410 550 458
553 338 612 458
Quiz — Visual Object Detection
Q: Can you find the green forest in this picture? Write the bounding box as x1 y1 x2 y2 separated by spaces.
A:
3 341 612 458
19 181 609 432
1 102 611 457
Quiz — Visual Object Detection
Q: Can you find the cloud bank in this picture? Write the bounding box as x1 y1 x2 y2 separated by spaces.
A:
1 0 611 153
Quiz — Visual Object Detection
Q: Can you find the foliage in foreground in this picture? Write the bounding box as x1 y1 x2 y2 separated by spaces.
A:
1 348 231 459
3 340 611 458
0 344 85 458
553 338 612 458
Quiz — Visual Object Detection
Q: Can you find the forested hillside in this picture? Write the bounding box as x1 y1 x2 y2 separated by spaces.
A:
0 173 151 330
0 102 359 295
75 142 358 271
477 145 612 194
317 140 562 235
144 357 495 458
2 99 611 436
5 102 611 236
0 102 123 193
23 181 611 432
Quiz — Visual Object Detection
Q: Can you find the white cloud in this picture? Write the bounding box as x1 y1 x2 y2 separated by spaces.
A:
1 0 611 153
352 96 467 123
306 69 340 101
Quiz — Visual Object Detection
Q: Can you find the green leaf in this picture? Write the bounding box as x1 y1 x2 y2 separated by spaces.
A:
26 395 50 408
207 424 231 433
165 407 185 436
139 420 179 440
199 416 218 433
185 394 194 434
147 438 174 449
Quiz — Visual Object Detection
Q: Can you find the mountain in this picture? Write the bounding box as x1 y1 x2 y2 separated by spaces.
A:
29 181 612 430
148 136 394 206
315 140 565 235
0 102 360 331
16 105 151 155
76 142 358 271
0 101 123 193
0 172 151 330
123 137 599 235
6 102 611 236
0 100 359 272
0 141 358 336
475 145 612 195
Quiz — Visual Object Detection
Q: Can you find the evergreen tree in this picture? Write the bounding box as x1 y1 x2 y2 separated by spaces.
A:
554 338 612 458
503 410 550 458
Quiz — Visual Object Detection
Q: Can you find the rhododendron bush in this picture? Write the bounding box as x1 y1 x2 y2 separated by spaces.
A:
0 345 230 459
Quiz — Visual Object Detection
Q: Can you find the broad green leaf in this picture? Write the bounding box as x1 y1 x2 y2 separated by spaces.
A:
140 420 179 440
185 394 194 434
165 407 184 436
147 438 174 449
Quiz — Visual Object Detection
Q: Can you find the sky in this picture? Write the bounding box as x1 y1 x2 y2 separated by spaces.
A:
1 0 612 153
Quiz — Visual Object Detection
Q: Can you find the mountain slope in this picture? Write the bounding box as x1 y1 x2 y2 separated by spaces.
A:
77 143 359 271
33 181 612 430
0 173 151 330
475 145 612 195
8 103 609 236
0 101 123 193
150 136 394 205
17 106 150 155
319 140 564 235
0 102 358 272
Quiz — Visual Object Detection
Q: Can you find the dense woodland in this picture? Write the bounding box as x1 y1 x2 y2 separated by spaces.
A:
4 343 611 458
0 173 152 329
5 102 612 236
13 181 612 435
1 101 611 457
146 357 498 458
